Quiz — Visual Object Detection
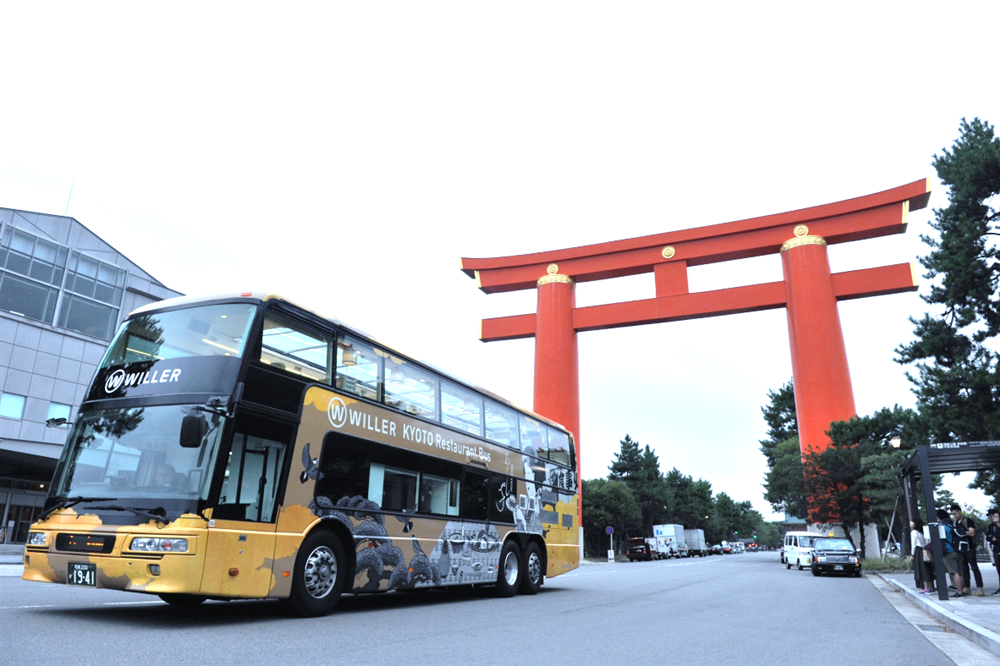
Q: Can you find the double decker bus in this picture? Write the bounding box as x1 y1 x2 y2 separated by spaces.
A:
23 293 579 616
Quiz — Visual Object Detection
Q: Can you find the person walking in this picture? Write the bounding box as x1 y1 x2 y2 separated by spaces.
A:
909 518 934 594
951 503 985 597
985 508 1000 596
935 508 965 597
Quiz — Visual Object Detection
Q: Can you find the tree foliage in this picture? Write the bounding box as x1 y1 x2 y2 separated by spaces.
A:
581 478 642 556
608 435 671 533
896 117 1000 499
759 380 810 518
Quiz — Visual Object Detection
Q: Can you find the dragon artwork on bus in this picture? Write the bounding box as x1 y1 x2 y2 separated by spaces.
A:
22 293 580 616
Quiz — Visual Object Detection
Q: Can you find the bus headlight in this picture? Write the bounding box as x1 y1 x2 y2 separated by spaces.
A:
130 537 188 553
28 532 48 546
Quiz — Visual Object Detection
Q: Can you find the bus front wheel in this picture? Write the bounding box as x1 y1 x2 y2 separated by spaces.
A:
283 530 347 617
495 541 522 597
519 542 543 595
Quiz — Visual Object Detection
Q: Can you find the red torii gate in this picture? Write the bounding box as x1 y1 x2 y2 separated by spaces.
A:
460 179 931 490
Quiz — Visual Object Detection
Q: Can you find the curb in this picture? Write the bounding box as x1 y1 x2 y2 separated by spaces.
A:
879 574 1000 657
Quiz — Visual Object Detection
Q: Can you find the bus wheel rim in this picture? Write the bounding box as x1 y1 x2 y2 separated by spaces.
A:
527 551 541 584
304 545 337 599
503 551 519 586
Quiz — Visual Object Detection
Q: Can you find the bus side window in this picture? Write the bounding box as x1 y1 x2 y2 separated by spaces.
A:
316 432 370 503
260 315 331 382
462 470 488 522
547 427 571 466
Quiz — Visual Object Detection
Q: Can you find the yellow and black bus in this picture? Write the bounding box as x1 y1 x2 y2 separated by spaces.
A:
23 293 579 616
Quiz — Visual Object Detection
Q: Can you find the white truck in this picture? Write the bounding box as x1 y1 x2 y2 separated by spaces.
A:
653 524 687 558
684 528 707 557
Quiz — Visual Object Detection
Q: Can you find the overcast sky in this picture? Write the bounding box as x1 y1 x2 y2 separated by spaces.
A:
2 3 997 519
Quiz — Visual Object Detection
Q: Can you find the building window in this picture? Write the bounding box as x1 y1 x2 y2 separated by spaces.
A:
58 251 125 340
47 402 72 422
0 393 26 419
0 227 67 324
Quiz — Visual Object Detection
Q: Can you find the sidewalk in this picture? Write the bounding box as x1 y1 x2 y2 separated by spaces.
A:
878 566 1000 658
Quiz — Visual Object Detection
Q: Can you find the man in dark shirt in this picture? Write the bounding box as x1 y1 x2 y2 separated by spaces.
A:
950 504 984 596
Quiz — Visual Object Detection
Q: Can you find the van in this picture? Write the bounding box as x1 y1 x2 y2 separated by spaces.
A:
782 531 822 570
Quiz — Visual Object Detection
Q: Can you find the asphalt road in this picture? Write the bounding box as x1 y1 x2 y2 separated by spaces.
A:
0 552 958 665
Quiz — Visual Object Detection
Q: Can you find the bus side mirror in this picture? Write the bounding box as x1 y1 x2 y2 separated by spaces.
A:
180 414 208 448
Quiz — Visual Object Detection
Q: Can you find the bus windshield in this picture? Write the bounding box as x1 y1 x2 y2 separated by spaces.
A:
100 302 257 367
52 405 226 504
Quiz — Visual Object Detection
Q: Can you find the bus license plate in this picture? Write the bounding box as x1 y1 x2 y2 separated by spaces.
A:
833 565 843 571
67 562 97 587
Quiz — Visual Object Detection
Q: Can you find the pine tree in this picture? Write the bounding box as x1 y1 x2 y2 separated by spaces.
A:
896 117 1000 498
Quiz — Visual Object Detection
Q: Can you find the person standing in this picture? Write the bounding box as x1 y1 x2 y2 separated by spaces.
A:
950 504 985 597
909 518 934 594
935 508 965 597
985 508 1000 596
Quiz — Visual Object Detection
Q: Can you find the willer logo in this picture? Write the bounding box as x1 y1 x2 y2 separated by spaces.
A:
328 397 348 428
104 369 126 393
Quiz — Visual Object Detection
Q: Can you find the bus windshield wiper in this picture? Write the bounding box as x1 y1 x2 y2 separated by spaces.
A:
88 505 168 524
39 497 116 521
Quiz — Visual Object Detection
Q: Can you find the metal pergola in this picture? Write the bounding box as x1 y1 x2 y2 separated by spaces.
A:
900 441 1000 601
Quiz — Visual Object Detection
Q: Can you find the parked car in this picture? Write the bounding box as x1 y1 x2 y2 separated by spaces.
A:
783 531 821 570
810 538 862 577
627 537 657 562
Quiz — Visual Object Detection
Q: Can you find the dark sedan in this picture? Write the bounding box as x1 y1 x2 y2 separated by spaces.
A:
810 538 862 577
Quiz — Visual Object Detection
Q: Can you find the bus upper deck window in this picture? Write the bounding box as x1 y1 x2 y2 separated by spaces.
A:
384 357 437 420
336 334 382 401
441 381 482 437
260 316 331 382
519 414 547 458
485 401 519 449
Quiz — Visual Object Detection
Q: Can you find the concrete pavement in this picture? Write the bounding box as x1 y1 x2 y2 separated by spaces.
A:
879 565 1000 658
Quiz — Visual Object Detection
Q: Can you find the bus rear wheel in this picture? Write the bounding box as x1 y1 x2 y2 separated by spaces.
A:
519 542 543 595
283 530 347 617
495 540 522 597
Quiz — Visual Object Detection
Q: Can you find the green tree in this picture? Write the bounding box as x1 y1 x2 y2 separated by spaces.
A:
896 117 1000 500
759 380 810 519
581 478 642 556
664 468 713 529
763 437 810 520
759 379 797 467
609 435 670 534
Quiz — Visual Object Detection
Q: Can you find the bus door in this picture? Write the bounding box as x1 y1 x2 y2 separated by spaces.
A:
202 411 293 598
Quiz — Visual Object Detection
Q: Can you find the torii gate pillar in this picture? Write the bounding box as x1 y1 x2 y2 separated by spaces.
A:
533 266 581 467
781 229 856 455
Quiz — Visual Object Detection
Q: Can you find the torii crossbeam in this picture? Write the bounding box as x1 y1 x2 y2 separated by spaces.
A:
461 179 931 489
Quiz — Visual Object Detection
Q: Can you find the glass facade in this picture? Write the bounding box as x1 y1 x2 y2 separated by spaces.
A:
0 226 125 340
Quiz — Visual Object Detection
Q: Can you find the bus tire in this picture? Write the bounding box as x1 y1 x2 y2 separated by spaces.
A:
283 530 347 617
495 540 521 597
158 593 206 606
520 542 543 595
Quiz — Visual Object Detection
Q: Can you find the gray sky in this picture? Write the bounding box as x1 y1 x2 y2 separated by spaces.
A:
2 3 997 518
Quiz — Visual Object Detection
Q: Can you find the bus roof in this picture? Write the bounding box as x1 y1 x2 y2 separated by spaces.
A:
129 292 572 435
